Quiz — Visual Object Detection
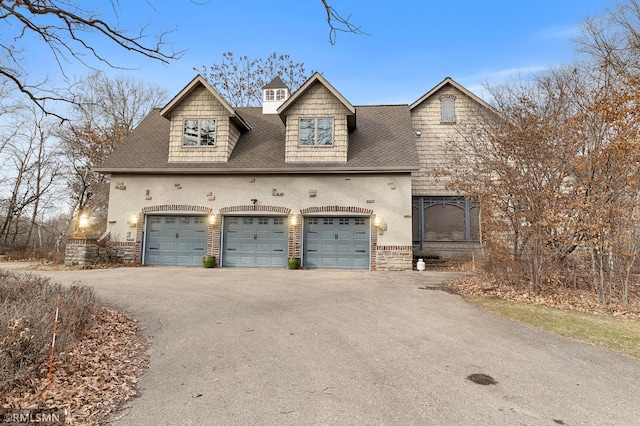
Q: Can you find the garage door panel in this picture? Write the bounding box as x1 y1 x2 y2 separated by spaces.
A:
222 216 288 268
256 230 270 239
337 230 351 240
321 244 335 253
353 258 368 268
144 215 208 266
177 242 192 251
337 243 351 253
321 230 335 239
303 216 370 270
337 257 352 267
354 231 368 240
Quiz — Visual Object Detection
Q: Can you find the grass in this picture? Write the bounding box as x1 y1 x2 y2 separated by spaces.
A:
0 270 97 394
465 296 640 360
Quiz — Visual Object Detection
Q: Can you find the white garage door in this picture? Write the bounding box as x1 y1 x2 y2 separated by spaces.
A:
144 215 208 266
303 217 370 269
222 216 288 267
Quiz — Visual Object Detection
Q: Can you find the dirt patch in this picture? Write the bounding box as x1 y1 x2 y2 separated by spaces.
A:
466 373 498 385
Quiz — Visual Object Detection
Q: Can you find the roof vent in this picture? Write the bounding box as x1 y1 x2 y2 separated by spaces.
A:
262 76 289 114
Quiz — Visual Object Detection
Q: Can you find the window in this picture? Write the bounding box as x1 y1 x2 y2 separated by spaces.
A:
276 89 286 101
440 95 456 124
265 90 275 101
412 196 479 249
299 118 333 146
183 119 216 146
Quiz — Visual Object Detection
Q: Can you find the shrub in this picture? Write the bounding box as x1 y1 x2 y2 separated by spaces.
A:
0 270 97 394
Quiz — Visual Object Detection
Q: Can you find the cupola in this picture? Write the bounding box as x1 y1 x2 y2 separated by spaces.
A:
262 76 289 114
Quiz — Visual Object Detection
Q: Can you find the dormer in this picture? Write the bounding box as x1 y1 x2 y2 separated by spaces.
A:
160 75 251 163
277 73 356 164
262 76 289 114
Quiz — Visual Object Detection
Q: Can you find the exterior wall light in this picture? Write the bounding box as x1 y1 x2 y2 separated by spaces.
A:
128 214 139 227
290 215 298 226
78 215 90 231
209 214 217 225
374 215 387 233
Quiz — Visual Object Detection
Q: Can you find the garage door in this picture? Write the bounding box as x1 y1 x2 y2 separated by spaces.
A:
222 216 288 267
303 217 370 269
144 215 208 266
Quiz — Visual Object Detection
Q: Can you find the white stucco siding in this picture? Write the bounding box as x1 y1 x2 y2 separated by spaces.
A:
106 173 413 246
410 85 486 195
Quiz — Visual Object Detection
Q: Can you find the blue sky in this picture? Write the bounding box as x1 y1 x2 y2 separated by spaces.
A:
29 0 615 106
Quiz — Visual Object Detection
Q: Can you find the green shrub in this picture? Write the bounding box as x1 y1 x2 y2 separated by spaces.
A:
0 270 97 394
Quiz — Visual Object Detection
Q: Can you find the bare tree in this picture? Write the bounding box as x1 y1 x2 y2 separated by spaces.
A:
58 72 168 235
0 1 362 118
0 105 61 247
0 0 182 119
196 53 311 107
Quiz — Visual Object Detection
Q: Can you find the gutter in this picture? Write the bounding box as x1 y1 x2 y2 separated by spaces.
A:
93 166 419 175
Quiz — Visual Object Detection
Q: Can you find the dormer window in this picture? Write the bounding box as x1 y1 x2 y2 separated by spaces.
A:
440 95 456 124
299 118 333 146
183 119 216 146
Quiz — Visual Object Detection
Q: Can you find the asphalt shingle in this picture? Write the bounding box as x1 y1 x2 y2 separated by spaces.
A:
96 105 419 173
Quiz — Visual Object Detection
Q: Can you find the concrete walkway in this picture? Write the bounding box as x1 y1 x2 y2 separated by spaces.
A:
3 262 640 425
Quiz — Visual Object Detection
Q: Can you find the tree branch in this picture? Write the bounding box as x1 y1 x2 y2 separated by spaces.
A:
320 0 366 44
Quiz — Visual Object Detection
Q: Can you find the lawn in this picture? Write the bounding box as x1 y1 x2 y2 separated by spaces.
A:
466 296 640 360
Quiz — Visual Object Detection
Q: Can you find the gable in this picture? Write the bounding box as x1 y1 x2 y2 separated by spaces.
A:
280 81 352 163
159 75 249 163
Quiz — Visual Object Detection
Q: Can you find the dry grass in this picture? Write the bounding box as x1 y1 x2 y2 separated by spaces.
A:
0 270 97 395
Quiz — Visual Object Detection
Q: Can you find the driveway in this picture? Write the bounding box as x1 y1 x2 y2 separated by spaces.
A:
4 263 640 425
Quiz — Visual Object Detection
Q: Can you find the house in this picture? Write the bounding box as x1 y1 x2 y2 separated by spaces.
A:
93 73 491 269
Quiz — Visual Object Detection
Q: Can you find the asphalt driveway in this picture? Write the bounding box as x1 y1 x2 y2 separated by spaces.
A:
4 263 640 425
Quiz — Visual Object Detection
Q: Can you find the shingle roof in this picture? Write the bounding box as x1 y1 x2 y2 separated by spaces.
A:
96 104 419 174
262 76 288 90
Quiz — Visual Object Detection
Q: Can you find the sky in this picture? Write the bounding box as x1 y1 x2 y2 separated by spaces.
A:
22 0 616 107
